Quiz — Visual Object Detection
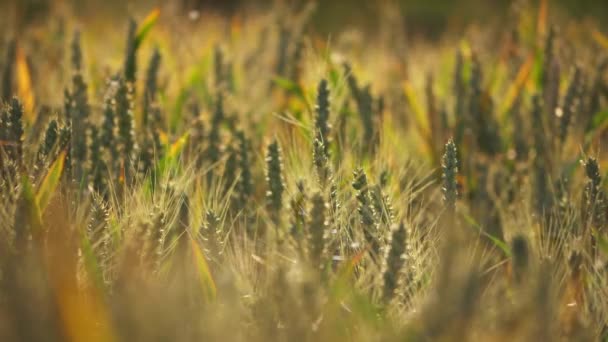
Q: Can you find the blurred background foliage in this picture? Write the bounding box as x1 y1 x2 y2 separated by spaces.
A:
2 0 608 39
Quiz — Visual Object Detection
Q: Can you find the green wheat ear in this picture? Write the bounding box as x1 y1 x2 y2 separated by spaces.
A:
100 80 117 170
204 209 222 264
37 119 59 165
358 84 375 149
148 205 167 272
71 30 83 72
138 127 156 178
442 138 458 212
222 142 238 197
314 78 331 156
214 44 225 90
289 180 307 246
115 78 137 182
234 130 253 212
371 184 394 226
205 92 224 172
558 66 582 145
290 37 305 83
352 168 380 259
143 47 161 127
383 222 407 303
542 26 559 119
588 58 608 125
344 62 378 149
88 194 111 272
582 157 607 230
511 96 528 161
343 62 360 100
88 126 106 194
175 191 190 245
312 138 330 187
266 139 285 225
66 30 90 182
531 95 552 215
541 26 556 89
308 192 327 269
123 18 138 85
7 97 24 166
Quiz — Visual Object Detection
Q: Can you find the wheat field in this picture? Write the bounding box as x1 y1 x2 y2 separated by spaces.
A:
0 0 607 341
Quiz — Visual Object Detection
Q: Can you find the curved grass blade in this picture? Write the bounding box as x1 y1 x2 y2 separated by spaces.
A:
135 8 160 49
462 212 512 257
499 54 534 123
273 76 312 113
18 175 43 235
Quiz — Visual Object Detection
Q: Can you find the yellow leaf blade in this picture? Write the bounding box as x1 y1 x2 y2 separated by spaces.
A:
499 54 534 121
16 46 35 123
190 238 217 301
36 151 66 211
168 132 189 158
403 80 430 139
592 30 608 50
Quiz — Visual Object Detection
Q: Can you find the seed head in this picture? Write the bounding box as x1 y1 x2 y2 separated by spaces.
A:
123 19 138 84
442 139 458 211
314 79 331 155
383 222 408 302
143 48 162 126
308 192 327 268
266 139 285 217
